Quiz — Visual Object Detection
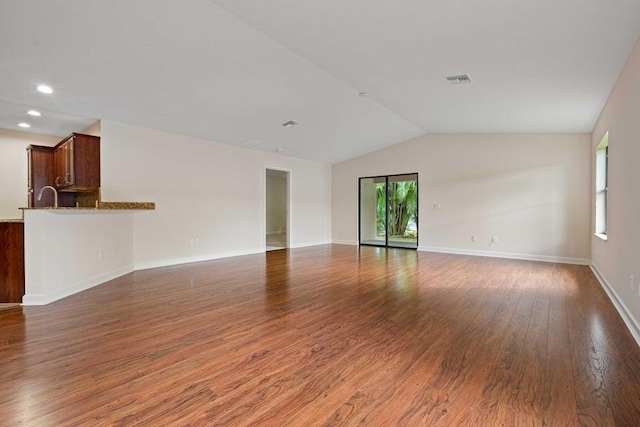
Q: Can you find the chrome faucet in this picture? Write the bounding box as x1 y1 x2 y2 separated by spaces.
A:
37 185 58 208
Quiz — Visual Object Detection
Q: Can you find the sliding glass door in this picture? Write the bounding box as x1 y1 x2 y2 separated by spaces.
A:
359 176 387 246
359 173 418 249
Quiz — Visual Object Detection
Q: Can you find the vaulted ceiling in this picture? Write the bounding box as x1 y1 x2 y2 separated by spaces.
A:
1 0 639 163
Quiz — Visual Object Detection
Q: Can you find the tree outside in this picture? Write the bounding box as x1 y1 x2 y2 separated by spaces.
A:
376 181 417 238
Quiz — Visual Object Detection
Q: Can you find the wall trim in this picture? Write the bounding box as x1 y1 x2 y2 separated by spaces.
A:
590 263 640 349
332 240 358 246
417 246 590 265
22 265 133 306
134 248 266 271
289 240 331 249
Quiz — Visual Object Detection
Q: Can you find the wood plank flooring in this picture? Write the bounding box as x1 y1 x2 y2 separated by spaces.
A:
1 244 640 425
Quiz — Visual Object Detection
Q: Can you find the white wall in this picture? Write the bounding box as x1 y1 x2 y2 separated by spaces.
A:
0 129 58 219
333 133 591 263
100 120 331 269
83 120 101 137
591 37 640 343
23 210 134 305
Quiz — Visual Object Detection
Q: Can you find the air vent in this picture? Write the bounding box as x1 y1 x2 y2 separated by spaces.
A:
446 74 472 85
281 120 301 128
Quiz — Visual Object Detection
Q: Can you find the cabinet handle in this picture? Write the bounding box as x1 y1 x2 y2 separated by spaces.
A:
55 176 62 186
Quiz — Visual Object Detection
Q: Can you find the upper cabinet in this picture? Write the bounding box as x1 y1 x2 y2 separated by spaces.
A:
27 143 78 208
53 133 100 191
27 145 55 207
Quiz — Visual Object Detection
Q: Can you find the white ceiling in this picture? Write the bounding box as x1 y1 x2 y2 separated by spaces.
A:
0 1 638 164
0 99 96 138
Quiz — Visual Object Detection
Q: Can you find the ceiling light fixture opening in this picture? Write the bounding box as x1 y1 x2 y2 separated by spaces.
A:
37 84 53 94
445 74 472 85
27 110 42 116
281 120 301 128
18 122 31 128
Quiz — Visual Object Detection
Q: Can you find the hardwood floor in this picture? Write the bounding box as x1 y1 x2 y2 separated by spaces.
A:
1 244 639 425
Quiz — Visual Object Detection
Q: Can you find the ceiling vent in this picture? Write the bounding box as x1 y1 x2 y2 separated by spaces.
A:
281 120 301 128
446 74 472 85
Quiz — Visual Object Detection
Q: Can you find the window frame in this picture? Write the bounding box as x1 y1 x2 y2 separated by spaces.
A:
595 132 609 240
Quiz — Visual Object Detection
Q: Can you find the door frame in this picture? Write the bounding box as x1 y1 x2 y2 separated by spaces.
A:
358 173 419 249
265 167 291 249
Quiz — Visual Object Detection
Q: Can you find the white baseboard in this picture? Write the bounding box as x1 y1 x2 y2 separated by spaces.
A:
289 240 331 249
590 263 640 349
331 240 358 246
417 246 590 265
22 265 134 306
134 248 266 271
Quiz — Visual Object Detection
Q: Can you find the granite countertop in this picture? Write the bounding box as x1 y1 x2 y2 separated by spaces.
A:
98 201 155 210
21 201 155 211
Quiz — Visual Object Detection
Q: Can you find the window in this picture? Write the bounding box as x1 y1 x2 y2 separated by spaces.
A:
595 132 608 239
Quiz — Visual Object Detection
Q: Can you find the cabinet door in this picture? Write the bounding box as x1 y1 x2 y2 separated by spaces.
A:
52 133 99 191
53 137 76 188
0 223 25 303
63 138 75 186
72 134 100 189
26 145 55 207
27 147 34 207
27 148 32 190
54 144 65 188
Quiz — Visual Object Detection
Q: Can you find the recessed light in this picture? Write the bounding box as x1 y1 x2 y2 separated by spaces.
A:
18 122 31 128
27 110 41 117
37 84 53 94
281 120 301 128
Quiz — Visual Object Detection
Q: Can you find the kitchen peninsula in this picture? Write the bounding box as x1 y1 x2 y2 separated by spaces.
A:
1 202 155 306
20 204 153 305
0 131 155 305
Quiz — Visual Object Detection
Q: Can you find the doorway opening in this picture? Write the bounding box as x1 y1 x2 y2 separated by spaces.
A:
359 173 418 249
266 168 289 251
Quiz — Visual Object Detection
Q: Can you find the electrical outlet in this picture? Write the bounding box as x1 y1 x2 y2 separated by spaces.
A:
491 236 498 243
194 238 200 246
471 235 478 242
97 251 103 261
631 275 635 291
190 238 195 246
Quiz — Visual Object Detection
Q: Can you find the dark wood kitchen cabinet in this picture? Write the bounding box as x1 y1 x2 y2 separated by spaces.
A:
27 145 54 207
27 145 76 207
53 133 100 191
0 222 25 303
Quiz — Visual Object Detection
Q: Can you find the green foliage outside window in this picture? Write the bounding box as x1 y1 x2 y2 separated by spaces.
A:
376 181 417 237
